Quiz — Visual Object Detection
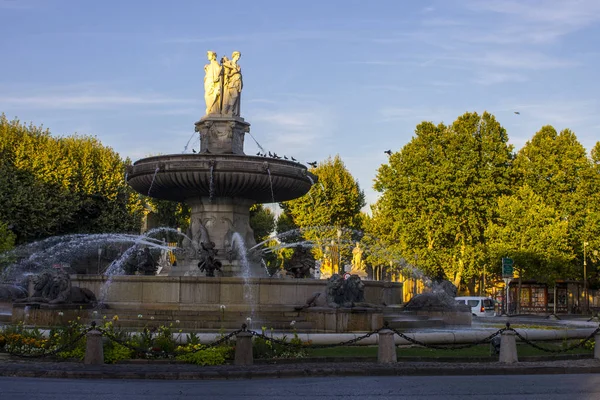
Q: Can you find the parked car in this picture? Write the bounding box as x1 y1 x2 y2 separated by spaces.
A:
455 296 496 317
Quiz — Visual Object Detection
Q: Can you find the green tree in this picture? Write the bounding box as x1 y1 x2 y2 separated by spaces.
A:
0 114 145 244
281 155 365 261
485 185 572 283
0 221 15 253
249 204 275 244
514 126 597 279
371 112 514 290
145 198 190 236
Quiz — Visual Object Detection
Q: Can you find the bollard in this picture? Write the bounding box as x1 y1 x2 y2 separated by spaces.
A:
377 329 397 364
234 329 254 366
84 328 104 365
594 332 600 360
498 326 518 364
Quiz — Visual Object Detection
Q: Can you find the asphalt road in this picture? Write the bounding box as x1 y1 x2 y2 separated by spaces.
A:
1 374 600 399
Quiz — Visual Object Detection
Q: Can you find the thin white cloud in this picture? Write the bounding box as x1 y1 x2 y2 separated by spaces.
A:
362 85 407 93
473 71 528 85
0 93 192 109
162 30 349 45
0 0 35 10
379 106 459 124
460 0 600 45
421 17 463 27
248 107 335 156
492 98 599 153
245 98 279 105
468 0 600 26
252 112 316 130
478 51 578 70
510 99 598 126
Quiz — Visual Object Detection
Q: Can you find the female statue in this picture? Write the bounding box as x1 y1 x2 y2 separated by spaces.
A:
204 50 222 115
221 51 243 116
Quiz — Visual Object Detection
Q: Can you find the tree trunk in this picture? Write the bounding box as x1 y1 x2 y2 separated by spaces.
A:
517 273 522 315
467 276 477 296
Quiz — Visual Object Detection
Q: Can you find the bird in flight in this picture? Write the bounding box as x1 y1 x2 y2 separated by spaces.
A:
514 111 520 115
307 161 318 168
384 150 392 155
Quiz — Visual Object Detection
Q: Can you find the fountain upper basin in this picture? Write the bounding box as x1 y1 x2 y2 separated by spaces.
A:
127 154 316 203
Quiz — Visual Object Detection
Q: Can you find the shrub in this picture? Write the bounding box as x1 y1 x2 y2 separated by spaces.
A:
176 345 230 366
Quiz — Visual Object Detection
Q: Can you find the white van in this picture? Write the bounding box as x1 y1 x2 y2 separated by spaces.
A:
455 296 495 317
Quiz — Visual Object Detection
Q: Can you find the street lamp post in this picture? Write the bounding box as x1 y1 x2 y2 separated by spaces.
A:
584 241 589 314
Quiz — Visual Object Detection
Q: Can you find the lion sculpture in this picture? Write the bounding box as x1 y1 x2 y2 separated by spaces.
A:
16 269 96 305
296 274 374 310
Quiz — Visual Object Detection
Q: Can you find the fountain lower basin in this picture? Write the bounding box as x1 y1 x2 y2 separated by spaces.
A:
11 276 403 333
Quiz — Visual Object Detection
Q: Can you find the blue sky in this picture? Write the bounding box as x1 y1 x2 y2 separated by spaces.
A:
1 0 599 210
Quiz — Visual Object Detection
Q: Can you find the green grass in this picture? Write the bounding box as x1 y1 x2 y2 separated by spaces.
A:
305 342 592 359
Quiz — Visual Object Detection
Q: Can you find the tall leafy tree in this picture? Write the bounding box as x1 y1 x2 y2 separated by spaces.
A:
372 112 514 290
514 126 597 279
281 155 365 261
0 114 145 244
0 221 15 253
249 204 275 244
485 185 572 283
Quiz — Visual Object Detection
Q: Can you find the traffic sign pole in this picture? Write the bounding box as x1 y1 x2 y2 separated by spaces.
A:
501 258 514 315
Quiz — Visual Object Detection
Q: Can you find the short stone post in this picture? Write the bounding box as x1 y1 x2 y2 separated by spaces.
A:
234 325 254 366
377 328 397 364
594 332 600 359
498 324 518 363
84 324 104 365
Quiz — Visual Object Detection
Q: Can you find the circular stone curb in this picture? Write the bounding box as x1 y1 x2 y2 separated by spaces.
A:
1 359 600 380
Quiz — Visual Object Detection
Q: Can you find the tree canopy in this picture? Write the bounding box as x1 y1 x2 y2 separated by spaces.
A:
514 126 599 279
371 112 514 288
280 155 365 260
0 114 145 245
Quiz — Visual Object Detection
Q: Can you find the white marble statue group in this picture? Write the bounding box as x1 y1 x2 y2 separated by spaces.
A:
204 50 243 116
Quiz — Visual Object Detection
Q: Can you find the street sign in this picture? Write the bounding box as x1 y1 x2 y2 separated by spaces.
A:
502 257 514 278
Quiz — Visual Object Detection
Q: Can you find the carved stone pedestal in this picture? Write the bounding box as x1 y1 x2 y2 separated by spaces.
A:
170 196 264 277
195 115 250 155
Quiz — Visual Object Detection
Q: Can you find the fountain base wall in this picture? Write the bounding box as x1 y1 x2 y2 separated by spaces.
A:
11 276 403 333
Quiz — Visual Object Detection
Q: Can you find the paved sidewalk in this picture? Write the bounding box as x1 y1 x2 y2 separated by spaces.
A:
1 357 600 380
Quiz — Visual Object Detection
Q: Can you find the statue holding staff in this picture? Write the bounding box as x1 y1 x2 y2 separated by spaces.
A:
221 51 243 116
204 50 222 115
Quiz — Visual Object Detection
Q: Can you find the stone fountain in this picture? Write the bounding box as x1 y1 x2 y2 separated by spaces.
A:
126 50 316 277
2 51 406 332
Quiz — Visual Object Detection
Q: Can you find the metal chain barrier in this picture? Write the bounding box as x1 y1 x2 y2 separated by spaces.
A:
97 326 244 357
7 327 93 359
507 324 600 354
199 329 242 350
248 325 384 349
390 326 506 350
6 321 599 360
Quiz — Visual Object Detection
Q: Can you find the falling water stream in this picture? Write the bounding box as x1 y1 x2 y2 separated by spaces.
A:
231 232 256 326
266 168 276 204
147 166 160 196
